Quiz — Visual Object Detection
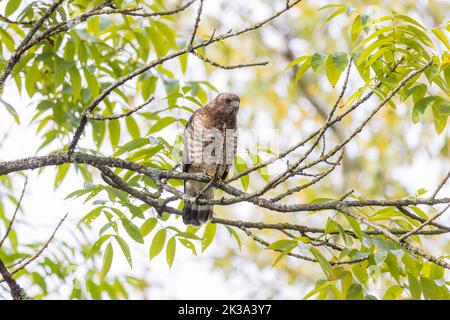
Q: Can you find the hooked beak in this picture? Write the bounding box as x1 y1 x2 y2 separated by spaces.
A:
231 100 240 111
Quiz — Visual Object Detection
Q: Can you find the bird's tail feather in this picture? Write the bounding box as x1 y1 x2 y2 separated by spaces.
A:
182 201 212 226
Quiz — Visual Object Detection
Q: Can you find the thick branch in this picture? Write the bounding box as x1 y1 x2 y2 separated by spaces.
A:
0 259 28 300
4 152 450 215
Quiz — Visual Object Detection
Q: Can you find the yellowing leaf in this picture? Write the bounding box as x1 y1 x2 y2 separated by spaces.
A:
101 243 113 279
325 54 341 87
5 0 21 16
149 229 167 259
432 28 450 50
121 219 144 244
166 236 176 268
201 222 216 252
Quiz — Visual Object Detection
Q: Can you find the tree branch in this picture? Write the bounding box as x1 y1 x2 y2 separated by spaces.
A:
0 176 27 249
0 0 64 89
0 259 28 300
86 97 154 121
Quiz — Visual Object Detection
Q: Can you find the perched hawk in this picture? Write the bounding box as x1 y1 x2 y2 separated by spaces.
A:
182 93 240 225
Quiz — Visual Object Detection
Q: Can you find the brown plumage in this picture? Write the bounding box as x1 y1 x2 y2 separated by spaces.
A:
182 93 240 225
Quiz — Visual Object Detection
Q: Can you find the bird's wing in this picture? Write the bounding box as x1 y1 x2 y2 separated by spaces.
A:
182 113 195 172
221 128 238 180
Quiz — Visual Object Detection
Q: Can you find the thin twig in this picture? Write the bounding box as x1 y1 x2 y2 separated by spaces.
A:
86 97 154 120
188 0 204 48
396 206 450 232
238 225 368 266
123 0 196 17
431 170 450 199
0 14 35 26
398 204 450 241
9 213 69 277
337 207 450 269
192 51 268 69
0 176 28 249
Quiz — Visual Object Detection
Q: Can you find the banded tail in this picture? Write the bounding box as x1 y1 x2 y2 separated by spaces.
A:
182 180 214 226
182 201 212 226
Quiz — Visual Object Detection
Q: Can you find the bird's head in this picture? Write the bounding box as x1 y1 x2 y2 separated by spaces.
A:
214 92 240 113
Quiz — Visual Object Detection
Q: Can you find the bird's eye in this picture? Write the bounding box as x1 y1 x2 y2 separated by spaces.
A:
225 98 232 104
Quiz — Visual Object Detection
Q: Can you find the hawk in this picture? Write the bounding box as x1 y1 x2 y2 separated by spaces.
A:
182 93 240 226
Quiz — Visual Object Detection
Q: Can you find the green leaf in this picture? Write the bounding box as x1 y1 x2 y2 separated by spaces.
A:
148 117 177 134
140 217 158 237
115 137 149 156
179 54 188 74
346 283 364 300
128 204 144 219
271 246 295 267
54 164 70 189
267 239 296 251
432 101 447 134
201 222 216 252
142 76 157 100
427 262 445 279
0 98 20 124
5 0 21 16
343 215 362 241
166 236 176 268
331 52 349 72
125 116 140 139
226 227 242 250
311 53 326 71
437 99 450 115
405 83 427 103
69 66 81 100
295 57 312 81
178 238 197 255
86 279 101 300
101 243 113 279
325 54 342 87
383 285 403 300
412 96 436 123
356 37 393 64
310 247 333 278
351 14 370 42
322 7 346 27
149 229 167 259
395 14 426 30
303 281 333 300
122 219 144 244
114 235 132 268
325 218 339 234
108 120 120 149
385 253 400 282
88 234 111 258
234 156 249 191
83 66 100 97
282 55 310 73
80 206 104 225
407 272 421 299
